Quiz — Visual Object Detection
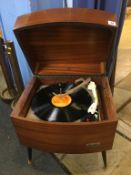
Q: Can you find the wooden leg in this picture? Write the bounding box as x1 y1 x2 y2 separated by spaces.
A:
101 151 107 168
27 147 32 165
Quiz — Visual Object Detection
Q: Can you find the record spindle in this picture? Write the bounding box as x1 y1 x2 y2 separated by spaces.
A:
11 8 118 168
31 81 94 122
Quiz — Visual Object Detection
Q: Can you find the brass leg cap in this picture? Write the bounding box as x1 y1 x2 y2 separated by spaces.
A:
28 160 32 165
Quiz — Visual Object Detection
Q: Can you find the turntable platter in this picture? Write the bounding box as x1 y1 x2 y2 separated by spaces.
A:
31 82 93 122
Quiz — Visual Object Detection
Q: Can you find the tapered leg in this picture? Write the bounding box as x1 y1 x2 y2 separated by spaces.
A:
101 151 107 168
27 147 32 165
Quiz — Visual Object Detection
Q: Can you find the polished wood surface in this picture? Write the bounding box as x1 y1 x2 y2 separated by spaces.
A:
11 76 117 154
14 8 117 29
11 77 39 118
14 8 117 74
11 9 117 155
37 62 105 75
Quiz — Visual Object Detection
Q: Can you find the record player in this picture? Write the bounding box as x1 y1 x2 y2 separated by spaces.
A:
11 8 118 167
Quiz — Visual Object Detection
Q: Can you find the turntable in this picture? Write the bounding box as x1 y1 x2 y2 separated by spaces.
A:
11 8 118 167
30 78 99 122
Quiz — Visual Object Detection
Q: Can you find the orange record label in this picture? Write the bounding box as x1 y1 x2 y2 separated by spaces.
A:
51 94 72 107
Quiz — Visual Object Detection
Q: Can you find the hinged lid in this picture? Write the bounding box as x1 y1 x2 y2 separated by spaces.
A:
14 8 117 76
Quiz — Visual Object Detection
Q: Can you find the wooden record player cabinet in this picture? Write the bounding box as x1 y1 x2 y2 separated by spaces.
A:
11 9 118 167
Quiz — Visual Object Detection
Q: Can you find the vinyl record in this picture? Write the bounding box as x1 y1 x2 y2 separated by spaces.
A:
31 82 92 122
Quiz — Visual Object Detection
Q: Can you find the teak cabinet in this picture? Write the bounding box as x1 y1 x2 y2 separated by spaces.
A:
11 8 118 167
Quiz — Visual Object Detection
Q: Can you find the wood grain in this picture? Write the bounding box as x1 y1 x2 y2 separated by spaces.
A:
14 8 117 30
14 8 117 74
11 9 117 155
11 76 117 154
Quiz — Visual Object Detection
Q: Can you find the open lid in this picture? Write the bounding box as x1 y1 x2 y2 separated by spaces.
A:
14 8 117 76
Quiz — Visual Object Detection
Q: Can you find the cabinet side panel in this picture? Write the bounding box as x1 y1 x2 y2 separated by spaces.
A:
12 118 117 153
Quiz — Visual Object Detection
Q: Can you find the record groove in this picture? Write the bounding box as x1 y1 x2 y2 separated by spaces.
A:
31 82 93 122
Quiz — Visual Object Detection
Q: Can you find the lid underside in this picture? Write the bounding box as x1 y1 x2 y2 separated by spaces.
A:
14 8 117 75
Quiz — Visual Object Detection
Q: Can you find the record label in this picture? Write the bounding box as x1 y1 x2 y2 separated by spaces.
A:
51 94 72 107
31 82 93 122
